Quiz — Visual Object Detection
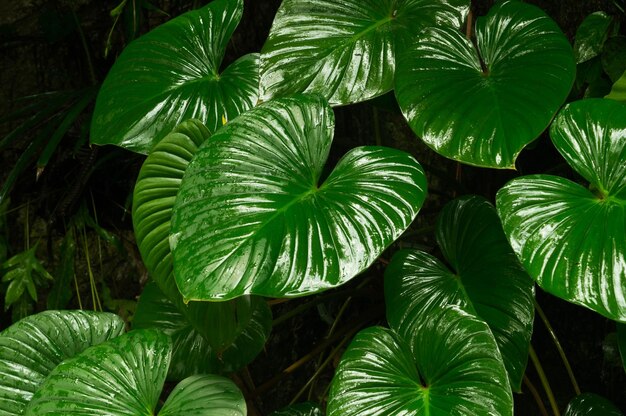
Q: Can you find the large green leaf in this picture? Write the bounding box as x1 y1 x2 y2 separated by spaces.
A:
133 119 210 299
134 282 271 378
395 0 575 168
24 329 247 415
259 0 469 106
159 374 246 416
132 120 271 374
0 310 125 416
171 94 427 300
91 0 259 154
496 99 626 321
327 309 513 415
385 196 534 391
564 393 624 416
25 329 171 415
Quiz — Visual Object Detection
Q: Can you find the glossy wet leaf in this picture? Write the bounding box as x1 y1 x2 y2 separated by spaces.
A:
171 94 427 300
327 309 512 416
260 0 469 106
497 99 626 321
606 70 626 103
0 310 125 416
91 0 259 154
574 11 613 64
564 393 624 416
132 120 271 373
270 402 323 416
134 282 271 378
25 329 171 415
133 119 210 302
395 0 575 168
159 374 246 416
385 196 534 391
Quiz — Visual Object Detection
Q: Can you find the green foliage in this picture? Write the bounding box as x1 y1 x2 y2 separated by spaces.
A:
0 310 125 415
385 196 534 391
4 0 626 413
497 99 626 322
91 0 259 154
1 245 53 316
171 94 427 300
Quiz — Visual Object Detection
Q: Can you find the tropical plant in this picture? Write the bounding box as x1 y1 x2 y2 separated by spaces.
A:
3 0 626 414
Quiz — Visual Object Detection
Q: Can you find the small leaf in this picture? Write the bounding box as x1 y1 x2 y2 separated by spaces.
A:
395 0 575 168
47 232 76 310
328 309 513 416
574 11 613 63
171 94 427 300
0 310 125 416
260 0 469 106
91 0 258 154
564 393 624 416
497 99 626 321
159 374 246 416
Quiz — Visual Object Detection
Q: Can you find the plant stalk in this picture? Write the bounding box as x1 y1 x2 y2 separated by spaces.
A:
534 299 581 395
523 374 550 416
529 344 560 416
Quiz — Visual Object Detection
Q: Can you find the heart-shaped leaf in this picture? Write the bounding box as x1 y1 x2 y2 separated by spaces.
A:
574 11 613 64
564 393 624 416
132 120 271 375
91 0 259 154
134 282 271 378
25 328 170 415
260 0 469 106
385 196 534 391
24 329 246 416
395 0 575 168
497 99 626 321
159 374 246 416
0 310 125 416
327 308 512 415
270 402 323 416
171 94 427 300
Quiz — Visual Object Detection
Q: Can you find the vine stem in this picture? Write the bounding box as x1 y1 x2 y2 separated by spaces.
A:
534 299 581 395
529 344 560 416
291 332 351 405
252 309 379 398
523 375 550 416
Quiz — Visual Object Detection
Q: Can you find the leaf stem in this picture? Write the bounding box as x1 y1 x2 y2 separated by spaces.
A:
529 344 560 416
291 332 351 405
534 299 581 395
523 375 550 416
254 309 379 397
